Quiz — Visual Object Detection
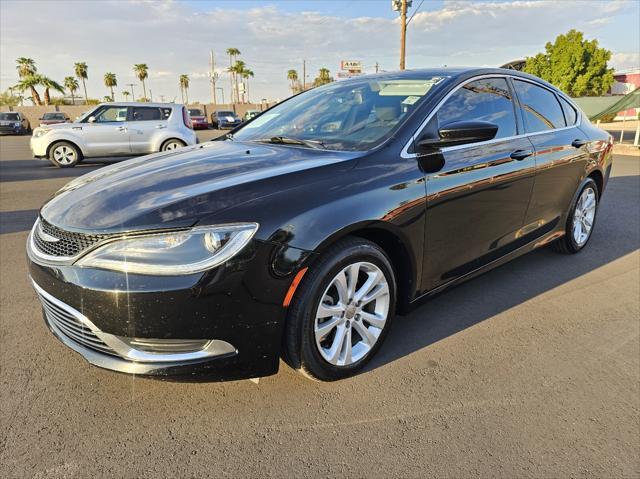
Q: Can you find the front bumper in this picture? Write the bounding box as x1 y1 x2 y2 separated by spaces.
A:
30 134 48 157
28 238 312 380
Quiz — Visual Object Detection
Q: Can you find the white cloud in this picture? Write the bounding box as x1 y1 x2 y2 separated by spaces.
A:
610 52 640 72
0 0 636 103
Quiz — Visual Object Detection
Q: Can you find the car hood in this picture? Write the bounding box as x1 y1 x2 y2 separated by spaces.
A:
38 121 80 130
41 140 359 233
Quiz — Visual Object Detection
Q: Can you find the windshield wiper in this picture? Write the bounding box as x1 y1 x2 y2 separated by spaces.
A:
255 136 326 149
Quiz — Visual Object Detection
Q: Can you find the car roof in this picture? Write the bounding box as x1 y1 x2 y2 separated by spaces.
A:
96 102 182 108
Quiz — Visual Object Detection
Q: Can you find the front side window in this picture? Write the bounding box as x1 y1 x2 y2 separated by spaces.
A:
513 80 565 133
232 76 444 151
131 107 162 121
437 78 517 139
92 106 128 123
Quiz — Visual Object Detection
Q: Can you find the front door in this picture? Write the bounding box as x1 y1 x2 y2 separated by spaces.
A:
81 105 130 156
420 77 536 290
127 106 170 154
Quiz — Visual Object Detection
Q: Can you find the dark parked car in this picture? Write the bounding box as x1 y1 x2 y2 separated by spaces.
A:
211 110 241 129
27 68 612 381
188 108 209 130
0 111 30 135
243 109 261 122
39 112 71 126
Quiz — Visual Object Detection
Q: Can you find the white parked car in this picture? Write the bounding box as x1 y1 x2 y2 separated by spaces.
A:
30 102 197 167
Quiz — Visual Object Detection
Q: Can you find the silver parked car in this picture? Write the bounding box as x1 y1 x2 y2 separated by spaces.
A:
30 102 197 167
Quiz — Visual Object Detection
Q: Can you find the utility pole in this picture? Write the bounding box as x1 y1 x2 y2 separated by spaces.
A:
302 60 306 90
400 0 407 70
375 62 379 73
126 83 136 100
210 50 218 105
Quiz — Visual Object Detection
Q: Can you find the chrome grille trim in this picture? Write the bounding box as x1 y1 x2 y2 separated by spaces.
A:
30 217 109 261
33 281 119 357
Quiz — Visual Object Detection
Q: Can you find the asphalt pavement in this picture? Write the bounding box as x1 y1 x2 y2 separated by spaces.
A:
0 134 638 478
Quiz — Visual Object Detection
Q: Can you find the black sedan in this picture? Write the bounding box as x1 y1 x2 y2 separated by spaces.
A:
27 68 612 381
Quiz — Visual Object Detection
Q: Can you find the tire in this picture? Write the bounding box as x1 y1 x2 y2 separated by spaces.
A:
160 139 186 152
551 178 599 254
48 141 81 168
284 237 397 381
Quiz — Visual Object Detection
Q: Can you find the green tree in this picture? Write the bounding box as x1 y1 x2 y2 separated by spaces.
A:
64 76 79 105
39 76 64 105
226 48 241 103
241 68 254 103
133 64 149 100
14 75 43 105
16 57 37 78
74 62 89 103
313 67 333 87
0 89 21 106
287 69 299 93
104 72 117 101
122 90 130 101
179 74 190 104
523 29 614 97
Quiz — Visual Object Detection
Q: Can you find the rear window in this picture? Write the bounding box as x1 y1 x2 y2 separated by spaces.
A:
43 113 65 120
188 109 203 116
513 80 565 132
0 113 20 121
559 97 577 126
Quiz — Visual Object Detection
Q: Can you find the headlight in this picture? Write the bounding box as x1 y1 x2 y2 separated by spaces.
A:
13 122 21 127
76 223 258 275
32 128 51 138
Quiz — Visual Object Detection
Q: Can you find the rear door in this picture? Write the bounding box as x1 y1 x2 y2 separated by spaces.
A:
127 106 170 154
421 77 536 290
80 105 130 156
512 79 591 230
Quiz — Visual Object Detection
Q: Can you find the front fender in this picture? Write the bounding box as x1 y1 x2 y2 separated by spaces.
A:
43 130 89 155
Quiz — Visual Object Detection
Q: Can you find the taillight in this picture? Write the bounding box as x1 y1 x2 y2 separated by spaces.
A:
182 107 193 129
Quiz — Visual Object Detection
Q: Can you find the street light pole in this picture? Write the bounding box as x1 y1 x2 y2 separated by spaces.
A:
400 0 407 70
126 83 136 100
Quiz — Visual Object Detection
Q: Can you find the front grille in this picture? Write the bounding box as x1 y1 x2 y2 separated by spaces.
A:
33 218 108 258
0 125 18 132
35 286 117 357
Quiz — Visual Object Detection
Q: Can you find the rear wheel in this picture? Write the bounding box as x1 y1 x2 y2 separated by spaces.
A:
160 139 185 152
551 178 599 254
49 141 80 168
284 238 396 381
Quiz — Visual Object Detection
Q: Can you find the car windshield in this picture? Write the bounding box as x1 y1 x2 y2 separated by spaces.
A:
189 109 203 116
0 113 20 121
43 113 64 120
231 76 443 151
217 111 236 117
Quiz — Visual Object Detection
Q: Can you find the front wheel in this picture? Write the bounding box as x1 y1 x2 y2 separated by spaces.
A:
160 139 186 152
284 238 396 381
49 141 80 168
551 178 599 254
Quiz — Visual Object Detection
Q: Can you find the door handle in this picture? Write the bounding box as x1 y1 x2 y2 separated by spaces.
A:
571 139 588 148
116 126 127 131
155 124 166 129
510 149 533 161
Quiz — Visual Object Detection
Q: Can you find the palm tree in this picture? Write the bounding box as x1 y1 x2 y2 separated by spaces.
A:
133 64 149 101
103 96 113 102
122 90 130 101
39 76 64 105
313 67 333 87
179 74 190 104
226 48 240 103
14 75 43 105
229 60 246 104
64 76 79 105
287 69 299 93
16 57 37 78
74 62 89 104
241 68 254 103
104 72 117 101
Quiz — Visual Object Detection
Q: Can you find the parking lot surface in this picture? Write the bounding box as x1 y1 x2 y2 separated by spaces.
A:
1 134 638 478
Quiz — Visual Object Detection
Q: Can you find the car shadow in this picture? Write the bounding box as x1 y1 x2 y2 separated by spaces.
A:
0 209 40 234
0 158 125 183
365 173 640 375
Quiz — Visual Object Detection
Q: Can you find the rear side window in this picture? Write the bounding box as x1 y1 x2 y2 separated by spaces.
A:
559 97 577 126
161 108 172 119
513 80 565 132
131 107 162 121
437 78 517 139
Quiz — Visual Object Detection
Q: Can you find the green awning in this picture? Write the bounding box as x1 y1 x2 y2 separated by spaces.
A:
572 88 640 121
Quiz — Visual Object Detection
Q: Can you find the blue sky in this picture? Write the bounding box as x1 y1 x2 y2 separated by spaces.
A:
1 0 638 103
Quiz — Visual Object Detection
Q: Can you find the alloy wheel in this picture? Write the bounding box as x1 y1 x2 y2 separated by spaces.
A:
53 145 77 165
163 141 182 151
314 261 390 367
572 186 596 246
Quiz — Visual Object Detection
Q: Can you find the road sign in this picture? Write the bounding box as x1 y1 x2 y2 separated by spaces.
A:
340 60 363 73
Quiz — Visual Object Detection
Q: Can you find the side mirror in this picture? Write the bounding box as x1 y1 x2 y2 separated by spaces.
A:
38 117 43 120
416 120 499 151
87 116 96 123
